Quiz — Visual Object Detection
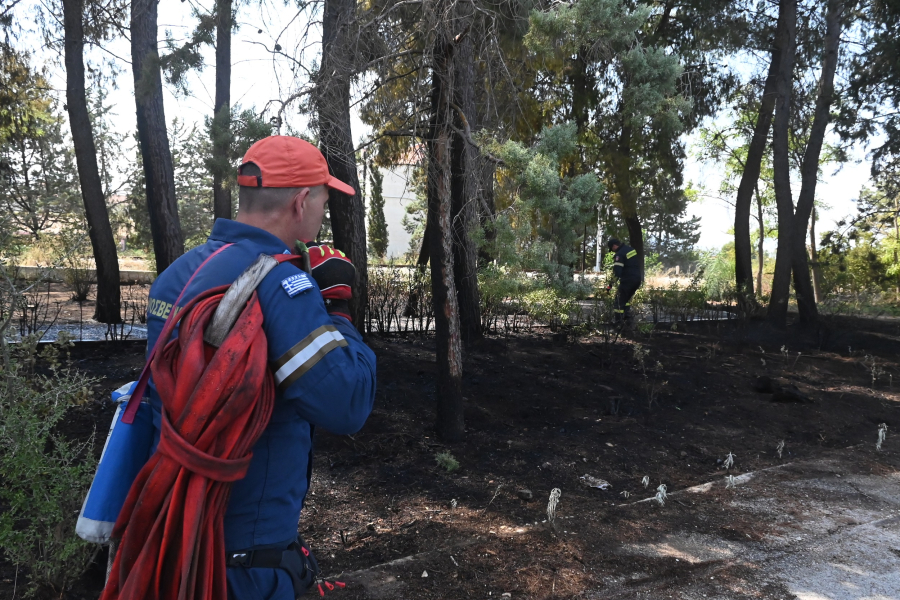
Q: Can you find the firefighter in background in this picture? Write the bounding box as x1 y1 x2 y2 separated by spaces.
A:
607 238 642 323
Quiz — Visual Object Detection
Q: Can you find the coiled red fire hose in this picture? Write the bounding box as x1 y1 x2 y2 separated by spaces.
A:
100 284 274 600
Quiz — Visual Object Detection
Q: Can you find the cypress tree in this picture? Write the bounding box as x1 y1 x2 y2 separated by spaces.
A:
367 163 388 259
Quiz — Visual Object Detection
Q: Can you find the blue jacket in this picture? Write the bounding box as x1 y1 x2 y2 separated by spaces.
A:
145 219 377 552
612 244 642 283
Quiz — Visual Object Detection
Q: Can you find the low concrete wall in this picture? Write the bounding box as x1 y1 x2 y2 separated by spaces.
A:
14 265 155 285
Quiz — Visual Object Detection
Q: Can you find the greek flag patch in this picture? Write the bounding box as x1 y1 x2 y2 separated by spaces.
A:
281 273 313 297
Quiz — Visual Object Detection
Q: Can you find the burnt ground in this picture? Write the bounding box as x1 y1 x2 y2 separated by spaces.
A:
3 315 900 599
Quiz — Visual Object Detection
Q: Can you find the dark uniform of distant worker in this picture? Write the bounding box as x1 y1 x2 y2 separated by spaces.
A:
144 136 377 599
607 238 642 323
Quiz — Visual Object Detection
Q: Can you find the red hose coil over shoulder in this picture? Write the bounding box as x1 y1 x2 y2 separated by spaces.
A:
101 285 275 600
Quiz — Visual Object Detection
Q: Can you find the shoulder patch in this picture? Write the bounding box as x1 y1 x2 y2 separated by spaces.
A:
281 272 313 297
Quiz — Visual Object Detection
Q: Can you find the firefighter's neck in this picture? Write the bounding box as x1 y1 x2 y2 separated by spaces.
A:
236 210 299 250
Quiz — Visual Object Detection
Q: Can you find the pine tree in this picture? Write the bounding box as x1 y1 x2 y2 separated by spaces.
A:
367 163 388 259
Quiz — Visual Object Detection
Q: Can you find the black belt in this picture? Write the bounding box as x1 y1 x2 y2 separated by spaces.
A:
227 537 319 597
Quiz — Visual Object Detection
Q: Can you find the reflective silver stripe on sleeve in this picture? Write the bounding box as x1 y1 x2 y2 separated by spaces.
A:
273 325 348 390
613 262 624 267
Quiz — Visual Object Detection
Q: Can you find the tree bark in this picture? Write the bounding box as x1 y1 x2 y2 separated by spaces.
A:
476 157 497 265
756 185 765 294
450 23 482 345
428 27 465 443
734 13 782 306
612 121 645 278
131 0 184 273
767 0 797 328
791 0 852 324
809 207 823 302
63 0 122 323
317 0 368 330
212 0 232 221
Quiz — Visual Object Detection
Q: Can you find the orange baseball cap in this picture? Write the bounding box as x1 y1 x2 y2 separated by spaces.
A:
237 135 356 196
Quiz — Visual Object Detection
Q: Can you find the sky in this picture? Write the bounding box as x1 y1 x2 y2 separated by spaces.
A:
19 0 877 253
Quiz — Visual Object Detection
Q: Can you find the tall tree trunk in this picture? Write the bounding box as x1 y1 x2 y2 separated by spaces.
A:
63 0 122 323
131 0 183 273
767 0 797 328
809 207 823 302
211 0 232 221
476 157 496 264
450 20 482 345
894 197 900 294
428 26 465 443
791 0 852 324
612 121 645 277
734 13 783 306
756 185 765 294
317 0 368 330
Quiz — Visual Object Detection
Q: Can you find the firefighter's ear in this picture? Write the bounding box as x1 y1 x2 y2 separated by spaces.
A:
290 188 311 221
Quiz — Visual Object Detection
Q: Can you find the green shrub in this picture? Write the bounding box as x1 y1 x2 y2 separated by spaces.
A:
0 337 99 597
478 265 534 334
522 287 580 331
434 451 460 472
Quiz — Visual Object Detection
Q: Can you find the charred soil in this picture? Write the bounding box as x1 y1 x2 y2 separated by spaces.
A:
3 315 900 599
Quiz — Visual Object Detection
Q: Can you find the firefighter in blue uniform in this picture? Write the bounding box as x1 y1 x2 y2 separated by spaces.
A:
607 238 642 324
144 136 376 598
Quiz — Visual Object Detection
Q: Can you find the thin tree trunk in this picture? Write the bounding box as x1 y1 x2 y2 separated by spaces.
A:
131 0 184 273
476 157 496 264
428 27 465 443
317 0 368 330
894 197 899 294
612 121 645 278
756 185 765 294
767 0 797 328
809 207 822 302
212 0 232 221
63 0 122 323
791 0 852 324
450 20 481 345
734 13 783 306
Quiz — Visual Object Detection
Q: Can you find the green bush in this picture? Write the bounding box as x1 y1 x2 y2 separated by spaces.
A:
478 265 534 334
0 336 99 597
522 286 580 331
434 451 460 473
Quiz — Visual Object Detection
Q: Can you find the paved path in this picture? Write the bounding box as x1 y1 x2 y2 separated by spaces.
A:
594 452 900 600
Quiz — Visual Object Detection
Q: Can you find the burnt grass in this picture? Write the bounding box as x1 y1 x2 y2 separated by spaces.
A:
3 315 900 599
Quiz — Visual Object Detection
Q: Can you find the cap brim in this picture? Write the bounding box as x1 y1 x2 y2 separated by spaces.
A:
326 176 356 196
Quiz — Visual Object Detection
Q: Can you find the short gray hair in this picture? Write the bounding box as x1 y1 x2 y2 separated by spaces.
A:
237 163 303 214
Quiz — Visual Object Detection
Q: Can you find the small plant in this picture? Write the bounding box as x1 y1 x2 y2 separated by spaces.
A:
654 484 667 506
723 452 735 470
547 488 562 522
641 475 650 488
725 475 736 489
434 451 460 472
776 440 785 459
620 490 631 499
780 345 789 364
876 423 888 451
863 354 886 386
